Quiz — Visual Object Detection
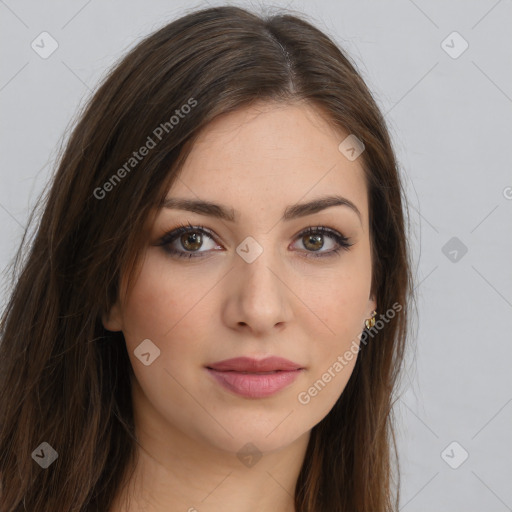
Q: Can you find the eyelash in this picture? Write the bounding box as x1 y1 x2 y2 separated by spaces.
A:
157 221 354 260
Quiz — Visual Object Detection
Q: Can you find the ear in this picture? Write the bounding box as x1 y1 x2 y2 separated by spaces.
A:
102 301 123 332
365 294 377 319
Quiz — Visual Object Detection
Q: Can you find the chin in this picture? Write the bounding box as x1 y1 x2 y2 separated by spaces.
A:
197 419 308 456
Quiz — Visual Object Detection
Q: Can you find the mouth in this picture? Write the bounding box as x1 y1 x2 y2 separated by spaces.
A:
205 356 304 373
205 367 304 398
206 369 289 374
204 356 305 398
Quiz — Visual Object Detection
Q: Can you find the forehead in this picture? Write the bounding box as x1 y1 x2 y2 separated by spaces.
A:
168 101 369 227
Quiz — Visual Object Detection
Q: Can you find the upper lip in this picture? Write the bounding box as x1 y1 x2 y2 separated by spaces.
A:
206 356 303 372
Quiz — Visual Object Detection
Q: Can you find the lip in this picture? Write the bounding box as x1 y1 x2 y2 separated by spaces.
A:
206 368 303 398
206 356 303 372
205 356 305 399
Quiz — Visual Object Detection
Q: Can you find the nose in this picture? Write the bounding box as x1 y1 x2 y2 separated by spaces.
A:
224 244 293 335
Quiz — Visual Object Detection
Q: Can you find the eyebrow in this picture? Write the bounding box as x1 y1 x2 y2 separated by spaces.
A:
161 194 362 224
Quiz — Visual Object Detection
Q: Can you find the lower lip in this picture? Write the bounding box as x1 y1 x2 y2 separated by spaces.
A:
206 368 303 398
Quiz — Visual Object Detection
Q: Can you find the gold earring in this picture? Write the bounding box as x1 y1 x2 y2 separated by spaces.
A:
365 310 377 329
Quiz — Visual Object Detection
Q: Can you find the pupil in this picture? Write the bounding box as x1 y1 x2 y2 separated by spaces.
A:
182 232 201 251
305 234 323 251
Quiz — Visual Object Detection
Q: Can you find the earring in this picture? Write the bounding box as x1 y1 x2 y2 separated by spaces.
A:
365 310 377 329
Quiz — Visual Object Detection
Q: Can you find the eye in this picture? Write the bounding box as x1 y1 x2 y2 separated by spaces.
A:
157 222 353 260
157 222 220 259
292 226 353 259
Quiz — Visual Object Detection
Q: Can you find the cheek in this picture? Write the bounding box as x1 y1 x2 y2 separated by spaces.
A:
302 248 372 340
119 253 212 417
120 284 218 452
299 247 371 397
119 251 210 358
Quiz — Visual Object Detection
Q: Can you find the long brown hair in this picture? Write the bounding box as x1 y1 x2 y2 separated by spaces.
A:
0 5 415 511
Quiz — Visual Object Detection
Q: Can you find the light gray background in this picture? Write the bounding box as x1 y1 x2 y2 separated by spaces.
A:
1 1 511 510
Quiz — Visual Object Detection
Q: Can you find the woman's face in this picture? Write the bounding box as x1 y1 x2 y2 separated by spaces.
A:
104 101 376 456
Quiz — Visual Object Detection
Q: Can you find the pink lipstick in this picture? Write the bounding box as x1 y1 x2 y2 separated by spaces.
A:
205 356 304 398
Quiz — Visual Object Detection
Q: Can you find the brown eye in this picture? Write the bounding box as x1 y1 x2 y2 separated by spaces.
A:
302 233 324 252
293 226 353 259
158 223 219 259
180 231 203 252
158 223 353 261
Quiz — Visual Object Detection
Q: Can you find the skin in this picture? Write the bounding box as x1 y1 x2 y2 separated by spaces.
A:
104 100 377 512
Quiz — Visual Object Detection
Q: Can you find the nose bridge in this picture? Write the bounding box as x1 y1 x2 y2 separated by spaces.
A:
235 232 280 289
230 233 290 327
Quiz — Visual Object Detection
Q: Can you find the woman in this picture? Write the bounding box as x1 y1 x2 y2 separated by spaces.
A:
0 5 414 511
